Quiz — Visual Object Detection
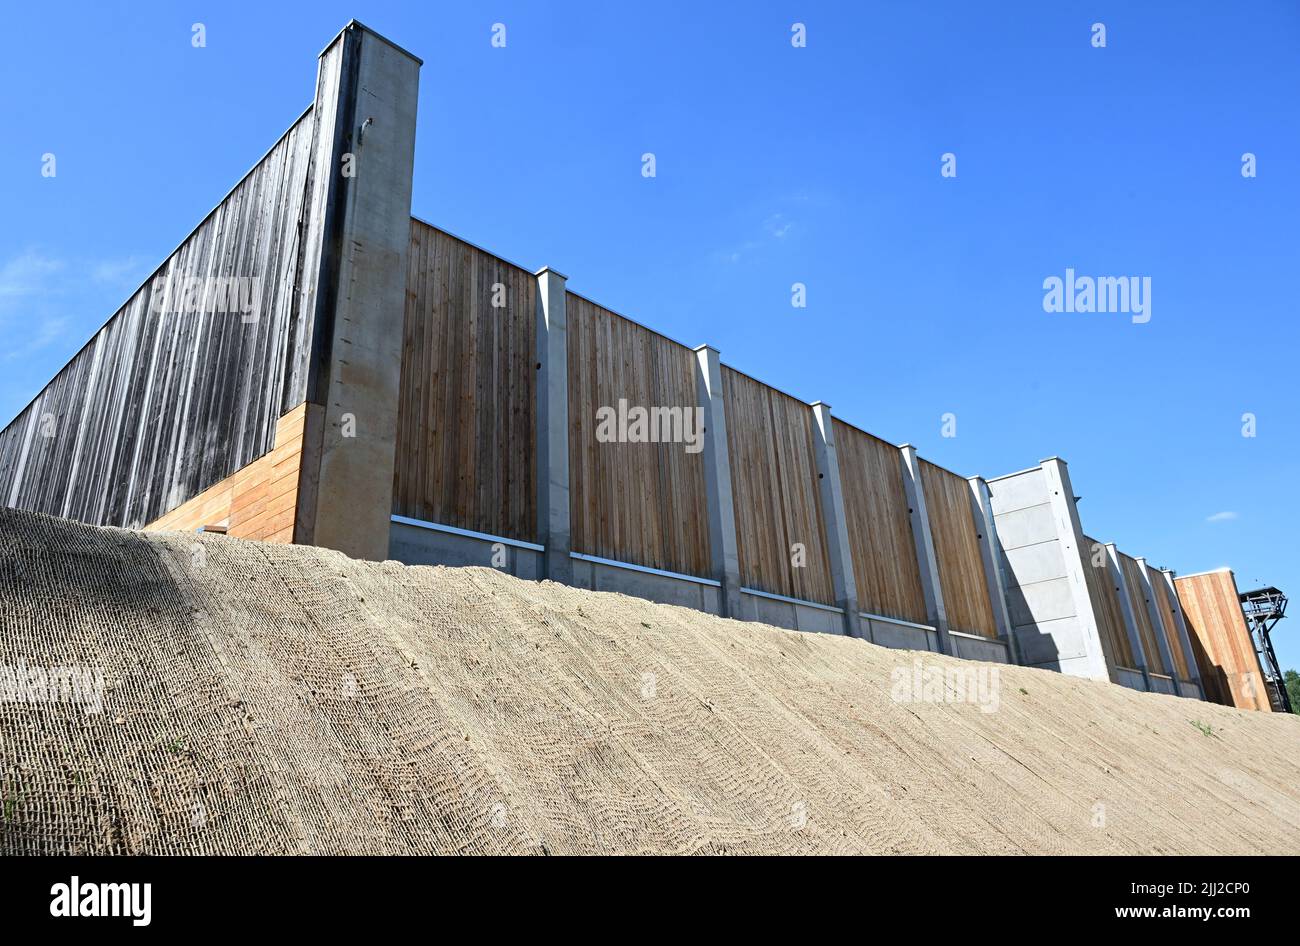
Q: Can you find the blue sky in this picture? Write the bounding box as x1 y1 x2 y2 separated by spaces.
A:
2 2 1298 669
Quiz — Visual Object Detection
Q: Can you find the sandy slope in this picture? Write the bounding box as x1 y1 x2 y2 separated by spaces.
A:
0 506 1297 855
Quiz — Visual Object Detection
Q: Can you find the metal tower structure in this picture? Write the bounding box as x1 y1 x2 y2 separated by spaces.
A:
1239 586 1290 713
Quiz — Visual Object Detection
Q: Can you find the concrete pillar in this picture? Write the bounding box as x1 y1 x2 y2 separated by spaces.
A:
1162 568 1204 697
808 403 861 637
1136 557 1183 696
693 345 743 618
535 267 572 584
898 445 952 655
968 475 1020 664
293 20 421 560
1038 458 1110 680
1105 543 1152 689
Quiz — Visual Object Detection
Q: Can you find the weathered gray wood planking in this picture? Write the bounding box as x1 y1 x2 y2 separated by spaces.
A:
0 107 318 529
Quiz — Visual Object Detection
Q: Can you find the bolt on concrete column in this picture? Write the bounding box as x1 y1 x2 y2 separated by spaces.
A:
898 444 952 655
535 267 572 584
1162 568 1205 698
808 403 862 637
693 345 743 618
1136 557 1183 696
294 20 421 561
967 475 1021 664
1105 542 1152 689
1038 458 1110 680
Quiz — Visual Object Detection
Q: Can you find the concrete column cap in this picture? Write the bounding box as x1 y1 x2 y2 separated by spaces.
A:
534 266 568 280
692 344 721 355
321 19 425 64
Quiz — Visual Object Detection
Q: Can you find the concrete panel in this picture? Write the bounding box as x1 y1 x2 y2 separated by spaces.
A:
737 591 845 636
572 558 721 614
1001 540 1069 589
1116 667 1148 692
867 618 938 653
793 603 846 635
741 593 797 631
986 468 1048 517
991 502 1058 551
1007 576 1078 627
1012 615 1089 667
1149 675 1177 696
951 632 1011 664
388 521 542 580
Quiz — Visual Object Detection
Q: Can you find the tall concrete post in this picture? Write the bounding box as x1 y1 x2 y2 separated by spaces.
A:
1038 458 1110 680
535 267 572 584
293 20 421 560
1136 557 1183 696
898 445 952 655
968 475 1020 664
808 403 861 637
693 345 743 618
1105 543 1152 690
1162 568 1204 696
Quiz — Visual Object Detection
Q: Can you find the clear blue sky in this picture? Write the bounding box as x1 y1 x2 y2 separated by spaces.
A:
2 2 1297 669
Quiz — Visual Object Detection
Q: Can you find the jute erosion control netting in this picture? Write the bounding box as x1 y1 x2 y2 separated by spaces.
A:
1 506 1299 854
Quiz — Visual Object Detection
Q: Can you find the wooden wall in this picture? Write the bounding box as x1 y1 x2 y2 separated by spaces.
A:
566 296 709 576
833 421 929 625
392 221 538 543
1147 564 1190 680
920 460 997 637
1175 571 1271 711
1120 553 1168 676
0 109 318 530
146 404 308 543
722 367 834 605
1081 535 1136 669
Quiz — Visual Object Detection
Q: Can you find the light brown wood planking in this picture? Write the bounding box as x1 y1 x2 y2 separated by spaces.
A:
1146 564 1190 680
145 403 306 543
566 295 710 577
919 459 997 638
1121 552 1168 676
1081 535 1136 669
722 367 834 605
833 421 928 625
1175 571 1271 711
393 221 538 543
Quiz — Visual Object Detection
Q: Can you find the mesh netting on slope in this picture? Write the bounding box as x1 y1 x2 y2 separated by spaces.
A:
1 506 1299 855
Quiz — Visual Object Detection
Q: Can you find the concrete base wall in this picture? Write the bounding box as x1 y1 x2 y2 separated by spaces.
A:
950 631 1012 664
863 616 939 652
572 556 721 613
1115 667 1148 692
390 518 1012 665
738 591 844 635
1149 674 1177 696
389 520 542 580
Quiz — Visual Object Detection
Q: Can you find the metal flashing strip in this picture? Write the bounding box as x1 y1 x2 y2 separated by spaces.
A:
859 611 936 633
569 551 721 587
390 515 545 552
742 587 844 614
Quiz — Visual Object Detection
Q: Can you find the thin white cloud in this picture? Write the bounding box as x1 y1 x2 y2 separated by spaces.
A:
1206 511 1238 523
0 252 64 304
90 256 149 284
718 213 797 263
